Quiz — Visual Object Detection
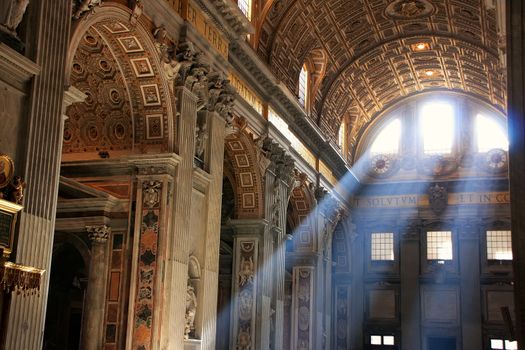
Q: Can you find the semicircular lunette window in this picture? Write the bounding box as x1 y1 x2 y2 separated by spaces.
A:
420 101 455 155
367 118 401 178
476 114 508 152
370 118 401 156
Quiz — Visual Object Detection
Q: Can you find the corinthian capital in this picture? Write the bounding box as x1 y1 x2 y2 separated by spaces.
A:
86 225 111 243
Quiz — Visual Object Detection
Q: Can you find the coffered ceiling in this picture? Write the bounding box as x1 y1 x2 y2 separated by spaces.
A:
256 0 506 161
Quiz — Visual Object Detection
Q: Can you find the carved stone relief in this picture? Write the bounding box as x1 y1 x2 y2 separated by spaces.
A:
0 0 29 36
185 278 197 339
293 267 313 350
234 240 258 349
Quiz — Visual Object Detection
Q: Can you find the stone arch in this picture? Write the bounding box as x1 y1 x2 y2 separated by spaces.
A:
223 130 265 219
287 182 316 251
305 47 327 113
51 233 91 268
63 3 176 160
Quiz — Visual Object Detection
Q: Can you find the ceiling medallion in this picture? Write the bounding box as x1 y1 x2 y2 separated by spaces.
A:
385 0 436 20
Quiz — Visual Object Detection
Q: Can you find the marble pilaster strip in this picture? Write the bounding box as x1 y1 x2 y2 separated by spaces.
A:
508 0 525 341
125 158 176 350
272 180 289 349
291 266 315 350
231 236 259 350
400 223 421 350
458 220 482 349
157 86 198 349
199 111 226 349
5 1 72 349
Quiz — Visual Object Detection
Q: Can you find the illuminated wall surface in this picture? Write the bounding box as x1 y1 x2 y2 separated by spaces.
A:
0 1 523 350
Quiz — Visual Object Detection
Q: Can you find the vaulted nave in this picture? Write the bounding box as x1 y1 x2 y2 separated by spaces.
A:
0 0 525 349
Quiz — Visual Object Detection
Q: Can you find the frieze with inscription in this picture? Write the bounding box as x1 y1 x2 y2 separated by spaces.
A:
354 192 510 209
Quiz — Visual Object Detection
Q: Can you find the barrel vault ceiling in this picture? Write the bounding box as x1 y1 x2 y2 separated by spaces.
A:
256 0 506 160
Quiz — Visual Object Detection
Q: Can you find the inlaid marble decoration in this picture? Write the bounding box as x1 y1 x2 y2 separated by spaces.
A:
233 239 258 350
132 180 162 350
335 286 349 348
292 267 313 350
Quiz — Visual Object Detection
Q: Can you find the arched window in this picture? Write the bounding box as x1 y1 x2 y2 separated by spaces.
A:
238 0 252 20
476 114 508 152
420 101 455 155
356 94 509 180
338 122 346 150
298 64 308 107
370 118 401 156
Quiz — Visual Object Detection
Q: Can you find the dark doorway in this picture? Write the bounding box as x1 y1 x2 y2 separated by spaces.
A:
43 240 87 350
428 336 456 350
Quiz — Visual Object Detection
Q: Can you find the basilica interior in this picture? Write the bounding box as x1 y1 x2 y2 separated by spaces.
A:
0 0 524 349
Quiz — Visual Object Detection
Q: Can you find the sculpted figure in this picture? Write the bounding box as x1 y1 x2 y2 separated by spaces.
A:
0 0 29 34
194 122 208 160
184 282 197 339
174 42 198 87
73 0 102 20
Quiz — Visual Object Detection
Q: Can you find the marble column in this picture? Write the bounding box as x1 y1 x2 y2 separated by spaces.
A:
81 225 110 350
5 2 73 349
508 0 525 342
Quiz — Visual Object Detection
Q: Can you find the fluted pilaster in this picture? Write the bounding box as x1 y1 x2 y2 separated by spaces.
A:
158 86 198 350
5 1 72 349
200 111 226 350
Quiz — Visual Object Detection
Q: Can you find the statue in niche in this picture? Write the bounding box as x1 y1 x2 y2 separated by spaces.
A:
0 0 29 36
194 121 208 160
184 280 197 339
